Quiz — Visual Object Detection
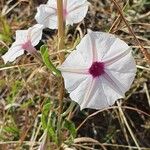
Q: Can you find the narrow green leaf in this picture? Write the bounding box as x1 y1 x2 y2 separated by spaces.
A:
41 102 51 129
4 126 19 135
40 45 61 76
64 119 76 139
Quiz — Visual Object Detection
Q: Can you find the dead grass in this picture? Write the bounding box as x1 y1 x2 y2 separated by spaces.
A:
0 0 150 149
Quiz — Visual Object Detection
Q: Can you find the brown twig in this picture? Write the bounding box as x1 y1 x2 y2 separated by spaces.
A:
111 0 150 63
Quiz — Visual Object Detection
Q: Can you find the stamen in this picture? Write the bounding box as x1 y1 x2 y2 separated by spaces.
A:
89 61 105 78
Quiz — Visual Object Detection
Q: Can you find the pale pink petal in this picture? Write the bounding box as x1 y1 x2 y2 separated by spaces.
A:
67 0 88 8
15 30 28 44
85 78 110 109
75 31 98 66
104 70 135 97
66 0 89 25
61 72 89 93
47 0 57 7
59 49 90 69
70 77 110 110
104 50 136 73
28 24 44 46
100 75 124 106
102 72 126 97
2 42 24 63
86 31 116 61
59 67 88 74
35 4 57 29
104 48 131 66
69 76 93 107
101 37 130 62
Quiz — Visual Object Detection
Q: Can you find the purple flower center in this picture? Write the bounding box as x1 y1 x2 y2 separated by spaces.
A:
89 61 105 78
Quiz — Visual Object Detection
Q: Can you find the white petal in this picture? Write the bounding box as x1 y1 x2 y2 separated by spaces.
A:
61 72 88 93
35 4 57 29
103 52 136 95
74 31 97 67
105 50 136 73
27 24 44 46
85 31 117 61
2 42 24 63
59 33 94 69
101 37 130 62
66 0 89 25
69 77 110 110
69 76 93 108
47 0 57 7
105 70 135 96
100 75 124 106
59 50 88 70
85 78 110 110
15 30 28 44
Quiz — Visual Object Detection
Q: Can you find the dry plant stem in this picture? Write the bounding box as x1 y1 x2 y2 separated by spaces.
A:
57 0 65 114
116 101 140 150
109 1 129 33
115 110 132 150
77 106 150 131
111 0 150 63
57 0 65 62
57 0 65 149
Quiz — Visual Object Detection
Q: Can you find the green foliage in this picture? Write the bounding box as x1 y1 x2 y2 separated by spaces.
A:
40 45 61 76
63 119 76 143
0 116 20 141
6 80 22 104
21 99 34 109
4 125 19 138
0 16 12 43
41 102 51 129
41 100 58 144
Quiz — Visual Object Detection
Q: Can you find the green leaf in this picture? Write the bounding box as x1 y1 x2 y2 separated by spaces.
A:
41 102 51 129
64 119 76 139
47 123 58 144
40 45 61 76
4 125 19 137
0 16 12 43
41 101 58 144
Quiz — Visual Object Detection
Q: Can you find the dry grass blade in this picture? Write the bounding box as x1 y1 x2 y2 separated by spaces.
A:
77 106 150 131
117 101 140 150
74 137 107 150
111 0 150 63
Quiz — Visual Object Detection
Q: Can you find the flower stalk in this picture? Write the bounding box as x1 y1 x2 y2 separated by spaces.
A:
57 0 65 62
57 0 65 149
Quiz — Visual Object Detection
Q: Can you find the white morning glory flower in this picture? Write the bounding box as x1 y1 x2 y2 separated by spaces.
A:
2 24 44 63
35 0 90 29
58 30 136 110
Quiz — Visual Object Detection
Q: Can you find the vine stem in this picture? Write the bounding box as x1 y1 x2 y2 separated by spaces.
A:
57 0 65 149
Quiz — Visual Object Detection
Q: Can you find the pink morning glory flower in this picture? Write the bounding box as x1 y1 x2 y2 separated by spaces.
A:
58 30 136 110
2 24 44 63
35 0 90 29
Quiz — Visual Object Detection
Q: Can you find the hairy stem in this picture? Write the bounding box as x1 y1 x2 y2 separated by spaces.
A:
57 0 65 149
